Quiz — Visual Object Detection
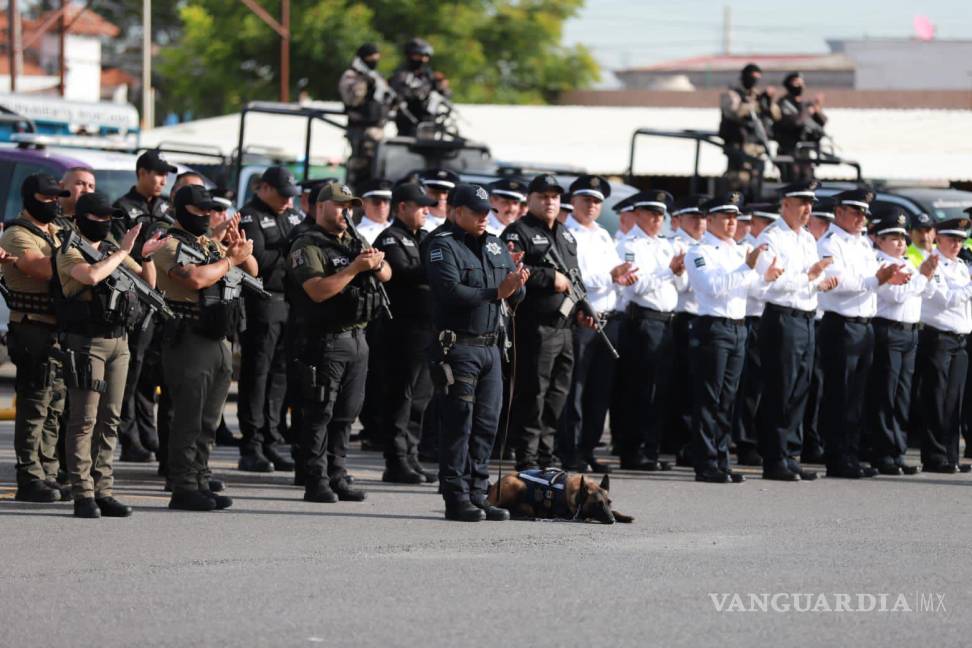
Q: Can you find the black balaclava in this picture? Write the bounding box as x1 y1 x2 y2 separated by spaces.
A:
22 187 60 224
740 63 761 90
76 213 111 242
784 72 803 97
175 204 209 236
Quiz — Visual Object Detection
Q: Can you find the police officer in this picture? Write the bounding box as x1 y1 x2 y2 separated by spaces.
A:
666 195 707 462
389 38 451 137
917 216 972 473
57 166 96 227
559 176 636 472
731 202 777 466
53 192 168 517
867 205 936 475
419 169 458 232
425 183 527 521
817 188 910 478
339 43 390 191
155 185 255 511
114 149 177 463
0 174 70 502
373 182 438 483
774 72 827 182
356 178 395 452
719 63 780 193
755 183 836 481
487 177 527 236
287 182 390 503
236 166 303 473
502 174 578 471
357 178 394 244
685 192 780 483
615 190 685 471
907 211 936 268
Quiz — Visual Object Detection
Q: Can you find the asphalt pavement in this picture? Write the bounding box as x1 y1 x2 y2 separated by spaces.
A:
1 378 970 647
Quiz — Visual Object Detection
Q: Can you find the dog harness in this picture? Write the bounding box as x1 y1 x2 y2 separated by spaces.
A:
518 469 572 519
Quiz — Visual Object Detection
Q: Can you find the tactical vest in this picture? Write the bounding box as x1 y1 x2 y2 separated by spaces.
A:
518 469 572 519
168 229 243 340
292 229 382 332
0 219 58 315
51 240 142 338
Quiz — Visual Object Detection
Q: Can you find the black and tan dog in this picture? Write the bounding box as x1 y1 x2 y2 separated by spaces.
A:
487 468 633 524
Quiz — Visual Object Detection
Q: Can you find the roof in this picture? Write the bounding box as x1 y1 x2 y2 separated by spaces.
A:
101 67 137 88
27 5 119 38
140 102 972 184
617 53 855 74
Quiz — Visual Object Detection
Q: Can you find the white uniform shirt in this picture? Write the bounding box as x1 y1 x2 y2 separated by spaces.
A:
816 224 880 318
356 216 390 245
485 211 511 236
422 213 446 233
672 229 702 315
874 250 931 324
737 233 769 317
756 217 824 312
921 250 972 334
685 231 758 319
565 215 622 314
618 232 684 313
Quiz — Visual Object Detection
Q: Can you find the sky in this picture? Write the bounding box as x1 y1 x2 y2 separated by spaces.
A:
563 0 972 85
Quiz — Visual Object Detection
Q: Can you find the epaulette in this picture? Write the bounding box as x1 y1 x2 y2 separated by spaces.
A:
435 231 453 238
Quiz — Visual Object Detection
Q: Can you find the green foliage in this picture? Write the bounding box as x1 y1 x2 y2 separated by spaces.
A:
152 0 598 117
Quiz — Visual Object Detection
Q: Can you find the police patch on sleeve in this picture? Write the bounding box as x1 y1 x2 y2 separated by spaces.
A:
504 232 519 241
382 237 397 245
485 241 501 256
625 252 635 263
240 213 253 224
429 248 443 263
693 256 706 268
290 249 305 267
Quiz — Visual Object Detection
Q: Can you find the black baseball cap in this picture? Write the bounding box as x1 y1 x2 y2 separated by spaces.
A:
173 184 221 211
361 178 394 200
259 166 300 198
871 205 910 236
75 191 124 218
392 182 437 207
528 174 565 195
22 173 69 198
448 183 492 213
136 149 178 175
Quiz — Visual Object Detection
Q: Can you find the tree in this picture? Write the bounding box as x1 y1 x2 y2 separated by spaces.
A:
152 0 598 118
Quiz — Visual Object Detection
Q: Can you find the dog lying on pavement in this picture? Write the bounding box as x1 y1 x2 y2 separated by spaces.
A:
487 468 633 524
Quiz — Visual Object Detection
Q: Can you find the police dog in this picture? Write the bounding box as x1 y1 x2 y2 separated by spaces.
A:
487 471 633 524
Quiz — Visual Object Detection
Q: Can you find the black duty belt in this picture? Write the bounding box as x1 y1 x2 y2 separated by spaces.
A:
61 323 127 339
167 301 200 321
923 325 966 341
6 289 53 315
873 317 921 332
627 303 674 323
9 316 56 330
455 332 499 347
765 303 816 319
699 315 745 327
823 312 871 325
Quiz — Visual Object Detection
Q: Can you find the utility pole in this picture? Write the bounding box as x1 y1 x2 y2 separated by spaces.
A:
239 0 291 102
142 0 153 128
58 0 66 96
8 0 21 92
722 5 731 56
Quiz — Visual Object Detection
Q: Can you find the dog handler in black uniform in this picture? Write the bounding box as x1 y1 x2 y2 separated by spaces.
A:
425 184 527 522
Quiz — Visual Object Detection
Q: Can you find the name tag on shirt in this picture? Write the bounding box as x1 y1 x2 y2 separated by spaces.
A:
402 239 415 247
532 234 549 246
259 216 277 229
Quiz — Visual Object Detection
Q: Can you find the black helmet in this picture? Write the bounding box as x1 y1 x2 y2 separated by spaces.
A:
404 37 433 57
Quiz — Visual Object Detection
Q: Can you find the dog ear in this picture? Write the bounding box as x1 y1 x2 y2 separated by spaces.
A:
612 510 634 523
599 474 610 492
576 477 589 504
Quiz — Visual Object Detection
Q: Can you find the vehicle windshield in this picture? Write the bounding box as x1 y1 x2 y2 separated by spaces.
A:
93 170 136 202
923 197 972 221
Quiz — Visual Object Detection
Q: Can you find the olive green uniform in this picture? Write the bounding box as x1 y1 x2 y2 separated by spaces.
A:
154 227 235 493
0 214 65 487
55 245 140 498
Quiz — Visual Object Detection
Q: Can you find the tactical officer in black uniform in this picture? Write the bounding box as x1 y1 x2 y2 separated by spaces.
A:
425 184 527 522
389 38 451 137
373 183 438 483
113 150 177 463
501 174 579 471
774 72 827 182
287 182 391 503
236 166 303 473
